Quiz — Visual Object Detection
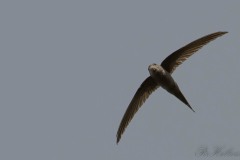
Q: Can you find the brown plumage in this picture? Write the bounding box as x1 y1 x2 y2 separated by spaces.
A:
116 31 228 144
161 32 227 73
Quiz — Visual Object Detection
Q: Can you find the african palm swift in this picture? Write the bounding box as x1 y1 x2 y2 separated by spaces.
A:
116 31 228 144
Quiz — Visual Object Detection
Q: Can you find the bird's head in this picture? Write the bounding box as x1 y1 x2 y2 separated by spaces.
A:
148 63 165 77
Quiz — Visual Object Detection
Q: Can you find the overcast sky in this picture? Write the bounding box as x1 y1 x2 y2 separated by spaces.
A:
0 0 239 160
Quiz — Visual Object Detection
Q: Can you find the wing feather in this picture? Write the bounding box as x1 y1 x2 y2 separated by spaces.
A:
116 76 159 144
161 31 228 73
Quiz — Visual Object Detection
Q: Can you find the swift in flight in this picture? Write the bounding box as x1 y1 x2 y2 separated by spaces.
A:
116 31 228 144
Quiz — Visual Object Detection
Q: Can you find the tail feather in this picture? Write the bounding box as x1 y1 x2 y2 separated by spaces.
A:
172 87 195 112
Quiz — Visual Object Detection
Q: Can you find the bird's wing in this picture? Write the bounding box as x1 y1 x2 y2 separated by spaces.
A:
116 76 159 144
161 31 228 73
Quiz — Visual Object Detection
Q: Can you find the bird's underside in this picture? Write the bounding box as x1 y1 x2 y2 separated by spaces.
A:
116 31 228 144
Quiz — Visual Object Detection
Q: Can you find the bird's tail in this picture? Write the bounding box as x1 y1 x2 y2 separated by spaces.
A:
172 87 195 112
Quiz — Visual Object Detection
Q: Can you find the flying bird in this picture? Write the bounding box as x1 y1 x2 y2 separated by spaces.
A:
116 31 228 144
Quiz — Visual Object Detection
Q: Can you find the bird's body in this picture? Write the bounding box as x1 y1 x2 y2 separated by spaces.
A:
148 64 175 89
116 31 228 144
148 63 193 111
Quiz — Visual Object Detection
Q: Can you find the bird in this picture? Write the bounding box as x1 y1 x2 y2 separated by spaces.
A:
116 31 228 144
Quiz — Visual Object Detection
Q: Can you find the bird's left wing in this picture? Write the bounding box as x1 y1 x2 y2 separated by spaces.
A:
161 31 228 74
116 76 159 144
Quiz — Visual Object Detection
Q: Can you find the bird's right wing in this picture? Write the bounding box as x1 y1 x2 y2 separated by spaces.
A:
116 76 159 144
161 31 228 74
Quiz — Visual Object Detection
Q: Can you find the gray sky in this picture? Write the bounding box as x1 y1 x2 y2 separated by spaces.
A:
0 0 239 160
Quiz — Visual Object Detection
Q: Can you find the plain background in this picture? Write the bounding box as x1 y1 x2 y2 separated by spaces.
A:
0 0 239 159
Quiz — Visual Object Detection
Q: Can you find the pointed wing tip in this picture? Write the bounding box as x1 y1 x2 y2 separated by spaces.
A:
213 31 228 37
218 31 228 35
116 135 120 144
116 129 122 144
